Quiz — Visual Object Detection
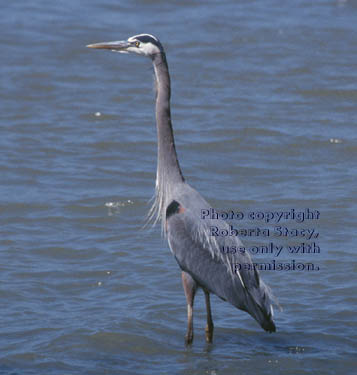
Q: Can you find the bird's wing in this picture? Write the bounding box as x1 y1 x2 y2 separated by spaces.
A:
165 197 276 331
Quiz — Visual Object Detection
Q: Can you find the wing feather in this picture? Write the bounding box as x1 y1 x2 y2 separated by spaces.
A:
166 193 276 332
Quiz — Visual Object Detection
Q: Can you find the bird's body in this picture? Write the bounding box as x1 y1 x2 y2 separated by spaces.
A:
87 34 277 344
165 182 276 335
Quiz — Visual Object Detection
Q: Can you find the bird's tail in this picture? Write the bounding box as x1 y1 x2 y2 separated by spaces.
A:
245 280 278 333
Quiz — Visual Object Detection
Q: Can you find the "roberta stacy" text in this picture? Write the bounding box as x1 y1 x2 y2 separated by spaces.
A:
209 225 318 240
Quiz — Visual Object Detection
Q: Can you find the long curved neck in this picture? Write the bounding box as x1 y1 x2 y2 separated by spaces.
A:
152 52 184 184
149 52 184 226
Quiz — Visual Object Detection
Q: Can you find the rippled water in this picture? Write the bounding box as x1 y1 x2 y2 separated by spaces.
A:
1 0 356 374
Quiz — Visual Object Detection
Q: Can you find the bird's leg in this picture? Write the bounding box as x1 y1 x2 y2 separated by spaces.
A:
204 290 214 343
181 271 197 346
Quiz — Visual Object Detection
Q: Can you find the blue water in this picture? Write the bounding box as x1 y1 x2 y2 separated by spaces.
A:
1 0 356 374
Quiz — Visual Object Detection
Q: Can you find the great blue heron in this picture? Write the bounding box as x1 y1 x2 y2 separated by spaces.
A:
87 34 276 344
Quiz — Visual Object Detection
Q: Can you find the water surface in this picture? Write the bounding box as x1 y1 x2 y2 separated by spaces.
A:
1 0 356 374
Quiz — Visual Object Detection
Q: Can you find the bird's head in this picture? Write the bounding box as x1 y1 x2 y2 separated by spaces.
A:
87 33 164 58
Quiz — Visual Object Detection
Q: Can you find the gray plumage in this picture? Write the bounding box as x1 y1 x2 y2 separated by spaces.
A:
87 34 277 344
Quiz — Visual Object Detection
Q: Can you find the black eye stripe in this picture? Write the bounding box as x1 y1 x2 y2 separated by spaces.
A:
135 35 157 44
128 34 164 53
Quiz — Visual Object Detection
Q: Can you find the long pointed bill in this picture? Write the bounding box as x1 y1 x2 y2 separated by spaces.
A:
86 40 130 53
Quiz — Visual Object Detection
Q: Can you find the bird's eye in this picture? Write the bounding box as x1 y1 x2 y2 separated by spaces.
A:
135 41 140 47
